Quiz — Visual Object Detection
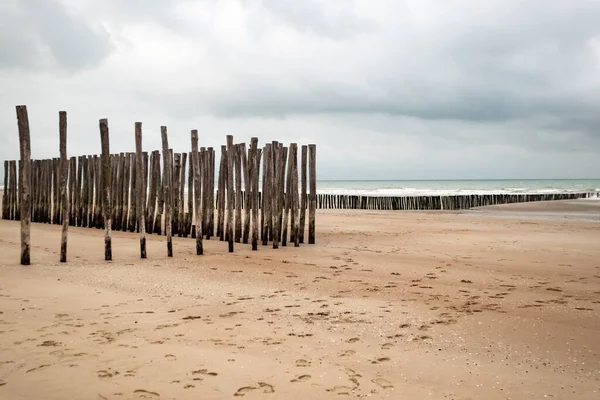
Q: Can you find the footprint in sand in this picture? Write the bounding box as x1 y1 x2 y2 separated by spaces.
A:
26 364 51 373
381 343 394 350
338 350 356 358
133 389 160 398
372 378 393 389
371 357 391 364
164 354 176 361
291 375 311 383
326 386 353 395
97 369 119 378
295 359 310 367
234 382 274 397
191 369 218 376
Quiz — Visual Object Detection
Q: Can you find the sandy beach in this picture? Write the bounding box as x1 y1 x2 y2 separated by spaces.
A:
1 198 599 399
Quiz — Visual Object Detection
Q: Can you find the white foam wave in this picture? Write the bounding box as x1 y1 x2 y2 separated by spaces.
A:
316 188 597 196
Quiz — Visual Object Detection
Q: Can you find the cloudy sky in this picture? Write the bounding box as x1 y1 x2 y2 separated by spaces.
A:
1 0 599 180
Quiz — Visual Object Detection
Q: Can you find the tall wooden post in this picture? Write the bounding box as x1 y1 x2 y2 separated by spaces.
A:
59 111 69 262
16 106 31 265
135 122 147 258
226 135 234 252
308 144 316 244
161 127 173 257
299 145 307 243
240 143 250 244
262 144 271 245
250 138 260 250
282 146 292 247
191 130 203 255
99 119 112 260
217 145 226 241
234 144 242 243
208 147 215 239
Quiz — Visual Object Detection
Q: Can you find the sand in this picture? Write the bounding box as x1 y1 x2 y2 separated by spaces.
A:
0 199 599 399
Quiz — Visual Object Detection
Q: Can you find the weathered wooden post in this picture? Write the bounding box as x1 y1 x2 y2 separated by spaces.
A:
308 144 316 244
135 122 147 258
217 146 226 240
208 147 215 238
282 145 293 246
186 151 193 237
226 135 234 252
16 106 31 265
250 138 259 250
99 119 112 261
2 160 8 220
277 145 287 244
261 144 271 245
234 144 242 243
191 130 203 255
240 143 250 244
59 111 69 262
161 127 173 257
299 145 307 243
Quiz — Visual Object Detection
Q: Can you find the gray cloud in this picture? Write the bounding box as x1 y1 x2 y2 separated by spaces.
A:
0 0 112 71
0 0 599 180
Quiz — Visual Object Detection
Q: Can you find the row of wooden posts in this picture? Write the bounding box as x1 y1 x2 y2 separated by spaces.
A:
4 106 317 265
314 192 597 210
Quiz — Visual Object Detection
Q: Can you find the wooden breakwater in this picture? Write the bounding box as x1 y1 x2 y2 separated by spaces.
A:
312 191 598 210
3 106 318 263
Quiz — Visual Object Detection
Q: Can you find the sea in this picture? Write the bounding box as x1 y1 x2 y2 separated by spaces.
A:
315 179 600 197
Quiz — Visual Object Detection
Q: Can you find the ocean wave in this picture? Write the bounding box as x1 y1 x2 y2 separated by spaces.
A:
315 188 598 196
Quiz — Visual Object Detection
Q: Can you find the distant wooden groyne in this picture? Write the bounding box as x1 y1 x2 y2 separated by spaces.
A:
312 191 597 210
3 106 317 264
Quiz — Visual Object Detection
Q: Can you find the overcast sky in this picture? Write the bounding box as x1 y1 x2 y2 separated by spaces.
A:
1 0 599 180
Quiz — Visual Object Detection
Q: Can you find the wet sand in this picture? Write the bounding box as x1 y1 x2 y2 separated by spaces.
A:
0 199 599 399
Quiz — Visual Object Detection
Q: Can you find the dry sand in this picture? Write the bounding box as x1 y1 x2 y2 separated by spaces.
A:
0 199 599 399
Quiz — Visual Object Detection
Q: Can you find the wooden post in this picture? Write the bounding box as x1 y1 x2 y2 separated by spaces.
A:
261 144 271 245
250 138 260 250
191 130 203 255
16 106 31 265
308 144 316 244
186 151 193 237
135 123 147 258
99 119 112 261
299 145 307 243
59 111 69 262
277 145 287 244
155 151 164 235
282 146 293 246
2 160 8 220
207 147 215 239
217 145 226 241
178 152 186 237
129 152 137 232
198 147 206 239
122 153 131 232
234 144 242 243
240 143 250 244
87 156 94 227
161 127 173 257
271 142 279 247
226 135 234 252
